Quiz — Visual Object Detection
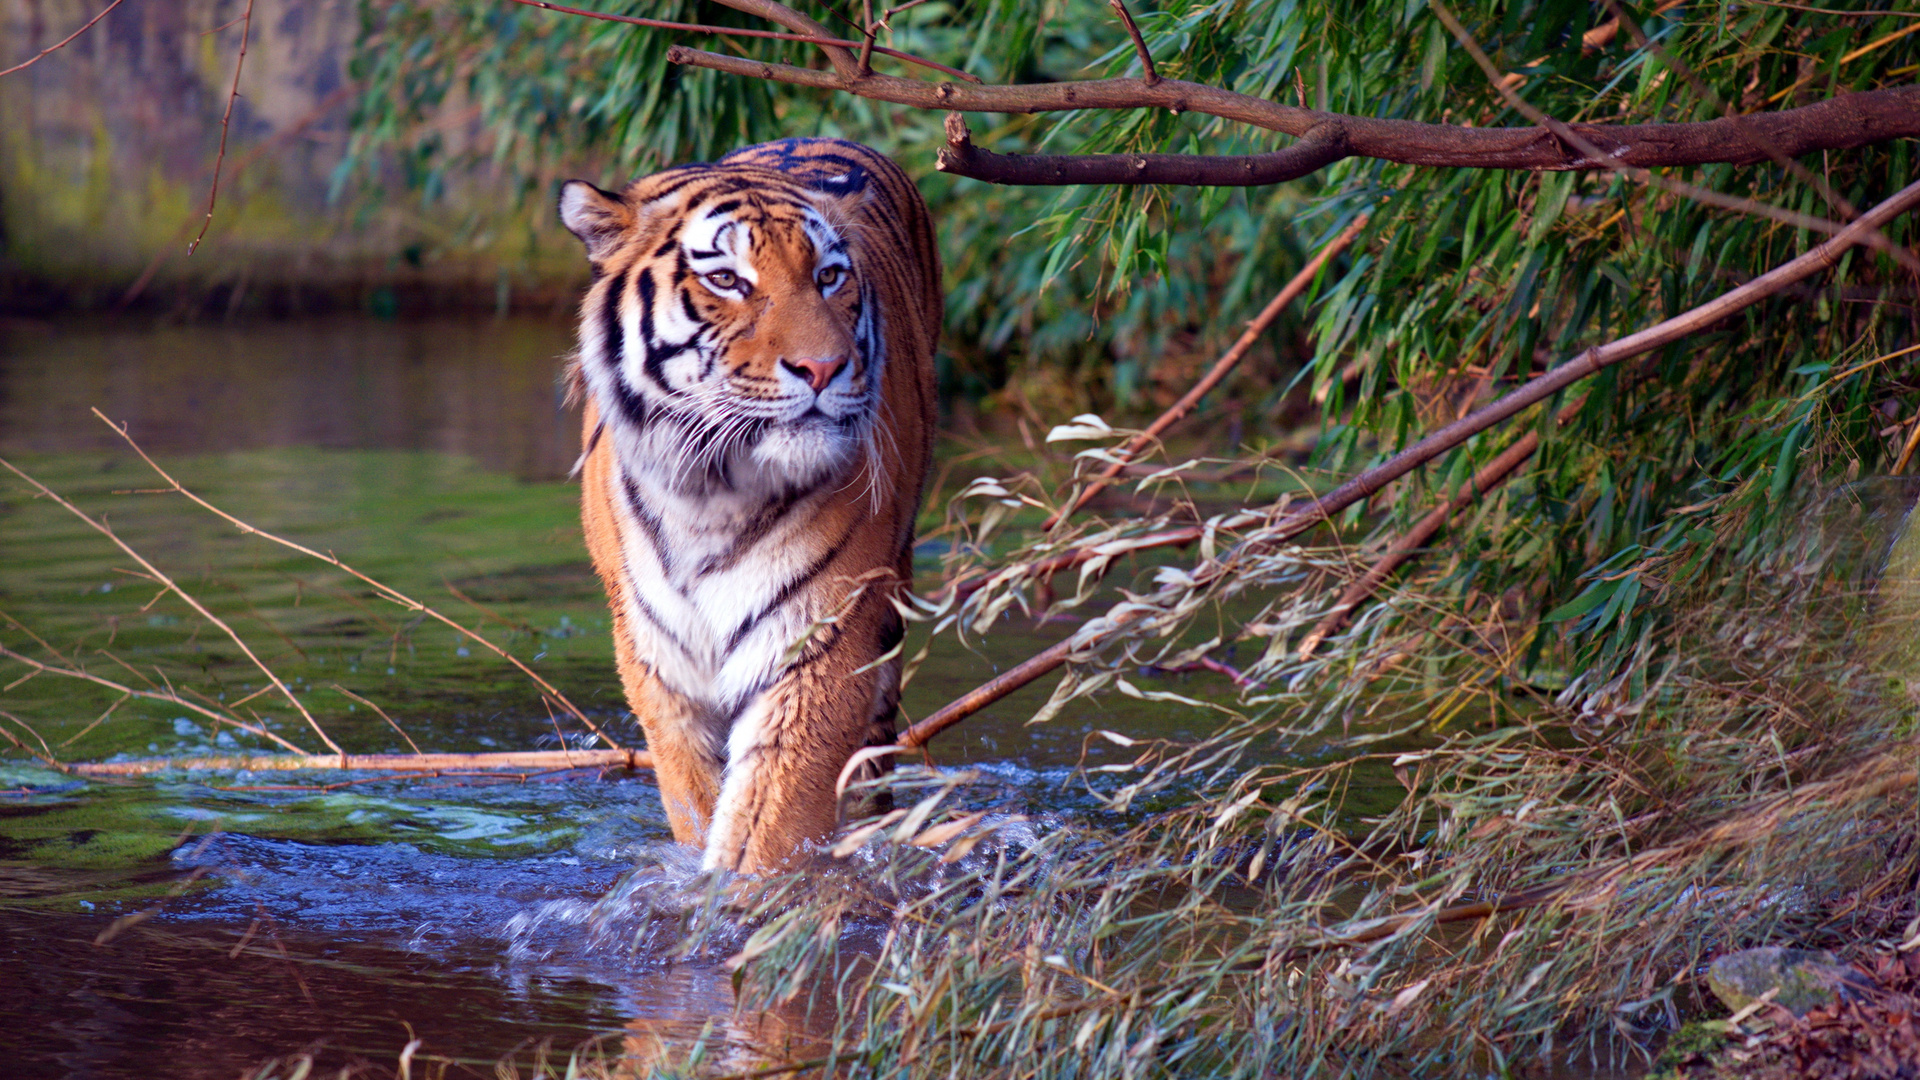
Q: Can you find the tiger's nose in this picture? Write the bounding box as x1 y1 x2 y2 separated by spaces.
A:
782 356 846 392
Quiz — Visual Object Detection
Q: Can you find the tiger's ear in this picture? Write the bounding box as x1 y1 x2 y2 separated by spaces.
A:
558 180 633 263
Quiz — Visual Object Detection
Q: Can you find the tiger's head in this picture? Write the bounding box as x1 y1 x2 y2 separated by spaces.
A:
560 167 883 496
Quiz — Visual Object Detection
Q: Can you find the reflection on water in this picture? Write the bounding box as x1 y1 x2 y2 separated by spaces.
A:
0 316 1350 1077
0 315 582 479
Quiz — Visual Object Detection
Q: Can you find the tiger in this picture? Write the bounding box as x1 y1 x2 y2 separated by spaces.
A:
557 138 941 874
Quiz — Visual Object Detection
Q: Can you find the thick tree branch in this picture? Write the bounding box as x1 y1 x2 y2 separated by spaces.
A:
667 39 1920 185
941 121 1350 187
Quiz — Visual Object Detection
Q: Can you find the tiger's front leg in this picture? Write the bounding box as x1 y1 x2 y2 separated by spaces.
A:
622 670 726 849
702 654 898 874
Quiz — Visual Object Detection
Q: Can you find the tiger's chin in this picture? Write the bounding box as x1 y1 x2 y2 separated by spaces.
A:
743 415 867 492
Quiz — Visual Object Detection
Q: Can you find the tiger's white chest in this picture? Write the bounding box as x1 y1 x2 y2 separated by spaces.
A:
607 460 835 719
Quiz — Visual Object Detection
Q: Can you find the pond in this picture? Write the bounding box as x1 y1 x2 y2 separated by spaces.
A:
1 315 1385 1077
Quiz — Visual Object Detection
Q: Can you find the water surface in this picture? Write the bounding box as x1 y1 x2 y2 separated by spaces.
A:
0 315 1347 1077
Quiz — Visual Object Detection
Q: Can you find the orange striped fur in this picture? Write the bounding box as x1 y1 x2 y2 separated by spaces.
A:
559 139 940 873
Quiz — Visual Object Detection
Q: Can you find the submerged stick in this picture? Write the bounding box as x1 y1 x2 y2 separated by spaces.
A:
1042 215 1368 530
907 176 1920 748
71 749 653 776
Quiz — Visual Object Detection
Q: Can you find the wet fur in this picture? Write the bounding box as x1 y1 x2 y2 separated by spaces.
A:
560 139 940 873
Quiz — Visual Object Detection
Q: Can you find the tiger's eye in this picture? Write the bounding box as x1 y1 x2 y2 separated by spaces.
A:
816 266 844 289
705 270 739 291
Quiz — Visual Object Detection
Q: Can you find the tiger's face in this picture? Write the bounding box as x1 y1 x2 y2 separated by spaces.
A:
561 174 883 494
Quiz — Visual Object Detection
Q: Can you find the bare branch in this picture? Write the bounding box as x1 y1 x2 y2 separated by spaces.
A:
330 684 422 756
1296 418 1553 659
0 0 127 79
122 82 358 308
0 644 309 755
940 123 1349 187
187 0 253 257
90 409 622 750
901 175 1920 747
0 449 343 756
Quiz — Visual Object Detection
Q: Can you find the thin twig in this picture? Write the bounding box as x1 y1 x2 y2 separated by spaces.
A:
0 722 76 776
1042 214 1369 530
59 693 130 748
0 652 300 753
1109 0 1158 86
0 0 128 78
0 710 62 770
90 409 621 750
186 0 254 256
504 0 979 82
0 455 342 756
330 684 422 756
879 0 936 24
901 176 1920 748
120 82 357 308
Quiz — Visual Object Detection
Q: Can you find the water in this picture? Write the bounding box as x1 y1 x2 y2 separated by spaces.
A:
0 315 1322 1077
